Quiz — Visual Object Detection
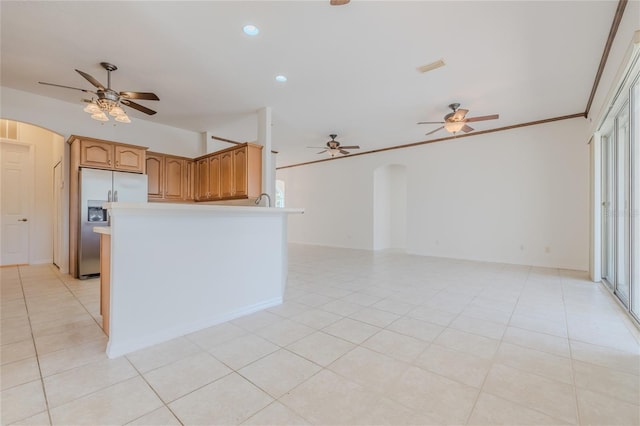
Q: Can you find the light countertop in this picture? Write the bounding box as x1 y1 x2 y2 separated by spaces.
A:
102 202 304 215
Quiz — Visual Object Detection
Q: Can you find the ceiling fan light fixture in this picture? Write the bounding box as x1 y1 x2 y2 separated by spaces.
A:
83 101 100 114
444 121 465 133
91 111 109 122
115 113 131 123
109 106 125 117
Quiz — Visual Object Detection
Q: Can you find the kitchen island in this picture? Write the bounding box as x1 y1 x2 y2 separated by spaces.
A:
94 202 303 358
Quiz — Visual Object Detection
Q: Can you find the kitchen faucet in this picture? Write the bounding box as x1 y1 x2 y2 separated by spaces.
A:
255 193 271 207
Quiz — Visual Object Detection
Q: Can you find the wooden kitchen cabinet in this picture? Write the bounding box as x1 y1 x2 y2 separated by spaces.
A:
233 146 248 197
194 143 263 202
146 152 192 202
114 145 146 172
79 139 113 169
195 155 221 201
164 157 185 200
78 138 146 173
185 160 195 201
220 151 234 198
208 155 221 200
196 157 210 201
146 153 164 199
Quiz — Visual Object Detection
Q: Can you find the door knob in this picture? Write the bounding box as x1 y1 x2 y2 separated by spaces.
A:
18 218 27 222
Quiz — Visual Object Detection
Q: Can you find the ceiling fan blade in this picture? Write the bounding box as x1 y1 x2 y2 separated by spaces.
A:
465 114 499 123
75 69 105 90
339 149 350 155
417 121 444 125
316 150 328 154
452 108 469 121
120 99 157 115
39 81 96 94
339 145 360 149
120 91 160 101
426 126 444 136
330 0 350 5
461 124 474 133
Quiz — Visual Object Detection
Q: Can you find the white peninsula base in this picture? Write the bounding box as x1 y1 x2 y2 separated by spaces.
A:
95 202 303 358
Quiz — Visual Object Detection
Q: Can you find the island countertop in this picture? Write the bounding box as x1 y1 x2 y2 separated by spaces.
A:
102 202 304 215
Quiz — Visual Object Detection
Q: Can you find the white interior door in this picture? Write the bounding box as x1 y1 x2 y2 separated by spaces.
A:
0 142 33 266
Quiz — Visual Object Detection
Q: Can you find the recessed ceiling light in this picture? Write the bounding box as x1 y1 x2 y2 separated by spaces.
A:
243 25 259 36
275 75 287 83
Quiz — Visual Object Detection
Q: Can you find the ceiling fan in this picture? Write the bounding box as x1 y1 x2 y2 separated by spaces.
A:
39 62 159 122
308 134 360 157
418 103 499 136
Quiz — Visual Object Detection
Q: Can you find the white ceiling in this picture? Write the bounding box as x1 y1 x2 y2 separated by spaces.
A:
0 1 616 166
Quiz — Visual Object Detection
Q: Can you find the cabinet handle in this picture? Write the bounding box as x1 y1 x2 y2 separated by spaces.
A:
18 218 28 222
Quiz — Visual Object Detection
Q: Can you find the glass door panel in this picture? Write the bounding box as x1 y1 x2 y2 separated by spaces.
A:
631 77 639 319
615 102 630 306
602 134 615 290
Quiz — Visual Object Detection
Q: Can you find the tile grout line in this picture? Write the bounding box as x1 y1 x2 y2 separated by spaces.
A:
15 265 54 426
124 357 185 426
461 263 530 425
560 271 583 426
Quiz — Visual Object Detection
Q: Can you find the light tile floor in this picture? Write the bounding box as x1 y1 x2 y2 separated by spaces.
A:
2 244 640 425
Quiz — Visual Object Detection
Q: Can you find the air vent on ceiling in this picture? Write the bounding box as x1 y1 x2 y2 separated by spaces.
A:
416 59 446 74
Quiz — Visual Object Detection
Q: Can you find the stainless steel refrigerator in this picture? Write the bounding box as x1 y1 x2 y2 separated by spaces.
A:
78 168 148 278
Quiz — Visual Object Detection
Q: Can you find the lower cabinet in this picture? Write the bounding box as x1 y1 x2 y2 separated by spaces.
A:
146 152 193 202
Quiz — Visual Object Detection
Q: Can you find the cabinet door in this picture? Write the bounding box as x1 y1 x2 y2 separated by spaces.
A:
184 160 195 201
80 140 113 169
209 155 221 200
146 154 164 199
233 146 248 197
196 158 210 200
220 151 234 198
164 157 184 200
114 145 146 173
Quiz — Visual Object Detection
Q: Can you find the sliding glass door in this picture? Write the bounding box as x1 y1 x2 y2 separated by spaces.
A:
631 76 639 320
600 69 639 322
615 102 630 306
601 133 615 291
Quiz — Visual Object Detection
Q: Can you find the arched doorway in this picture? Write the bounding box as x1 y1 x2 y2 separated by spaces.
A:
373 164 407 251
0 119 66 270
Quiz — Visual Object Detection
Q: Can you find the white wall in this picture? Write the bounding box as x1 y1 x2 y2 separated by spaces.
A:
279 118 590 270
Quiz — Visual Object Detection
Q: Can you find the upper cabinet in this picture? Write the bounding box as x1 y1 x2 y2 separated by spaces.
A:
76 137 146 173
194 143 263 202
146 152 194 202
114 145 146 172
146 153 164 199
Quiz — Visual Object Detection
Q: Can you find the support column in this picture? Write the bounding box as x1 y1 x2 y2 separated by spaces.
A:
257 107 274 201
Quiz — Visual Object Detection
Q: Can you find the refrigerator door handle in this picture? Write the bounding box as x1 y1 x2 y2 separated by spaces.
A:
114 190 118 202
108 190 112 202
